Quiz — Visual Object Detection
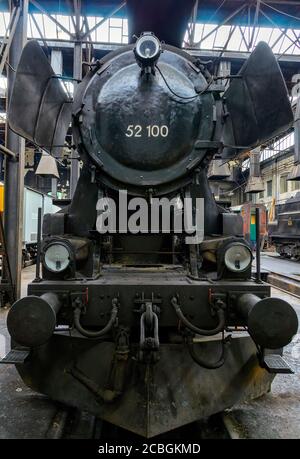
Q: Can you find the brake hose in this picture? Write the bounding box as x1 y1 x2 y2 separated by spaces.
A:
187 335 231 369
171 296 225 336
74 298 118 338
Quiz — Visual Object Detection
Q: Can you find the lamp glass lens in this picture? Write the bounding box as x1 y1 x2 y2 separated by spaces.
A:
44 244 70 272
224 244 251 272
136 36 159 59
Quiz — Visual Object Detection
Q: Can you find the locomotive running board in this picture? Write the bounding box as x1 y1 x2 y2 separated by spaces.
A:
262 354 294 374
0 348 30 364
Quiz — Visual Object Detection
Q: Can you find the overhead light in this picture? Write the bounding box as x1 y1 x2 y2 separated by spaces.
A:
35 151 59 178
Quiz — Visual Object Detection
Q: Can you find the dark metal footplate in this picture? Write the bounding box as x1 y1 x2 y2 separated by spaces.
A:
263 354 294 374
0 348 30 364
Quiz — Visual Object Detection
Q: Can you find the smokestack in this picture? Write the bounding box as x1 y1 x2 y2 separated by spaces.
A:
126 0 196 48
245 148 264 194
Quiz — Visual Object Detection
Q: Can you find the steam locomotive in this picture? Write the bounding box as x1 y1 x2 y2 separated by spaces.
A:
4 1 299 437
269 192 300 260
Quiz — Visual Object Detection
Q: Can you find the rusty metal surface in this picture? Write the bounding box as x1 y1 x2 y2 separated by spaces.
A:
16 334 273 438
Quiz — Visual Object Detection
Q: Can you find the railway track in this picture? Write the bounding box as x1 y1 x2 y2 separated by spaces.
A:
45 406 243 440
266 272 300 299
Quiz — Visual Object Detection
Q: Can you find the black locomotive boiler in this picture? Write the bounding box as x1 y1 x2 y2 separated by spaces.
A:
5 1 299 437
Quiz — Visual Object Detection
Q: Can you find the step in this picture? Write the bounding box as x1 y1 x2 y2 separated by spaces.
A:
262 354 294 374
0 348 30 364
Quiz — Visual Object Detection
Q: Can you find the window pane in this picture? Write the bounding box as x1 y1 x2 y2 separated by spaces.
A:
280 175 288 194
267 180 272 196
292 181 300 191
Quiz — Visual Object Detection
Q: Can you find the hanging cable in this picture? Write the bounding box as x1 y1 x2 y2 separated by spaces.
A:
155 64 214 101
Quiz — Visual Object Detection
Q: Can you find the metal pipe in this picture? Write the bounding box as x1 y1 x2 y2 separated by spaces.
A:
236 293 298 349
51 177 57 199
256 207 261 282
0 144 16 158
71 366 122 403
0 5 21 76
4 0 28 300
70 39 82 198
35 207 42 280
7 292 62 347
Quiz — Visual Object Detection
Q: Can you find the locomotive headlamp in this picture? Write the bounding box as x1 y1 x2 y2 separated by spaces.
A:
134 32 162 70
44 242 71 273
224 243 252 273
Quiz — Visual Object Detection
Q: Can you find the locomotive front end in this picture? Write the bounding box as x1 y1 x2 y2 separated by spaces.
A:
4 0 298 438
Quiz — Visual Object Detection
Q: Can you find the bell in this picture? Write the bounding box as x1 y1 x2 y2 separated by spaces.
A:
35 151 59 178
208 159 231 180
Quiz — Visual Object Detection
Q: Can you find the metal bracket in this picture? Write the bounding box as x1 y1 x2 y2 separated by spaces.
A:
137 297 160 363
194 140 223 150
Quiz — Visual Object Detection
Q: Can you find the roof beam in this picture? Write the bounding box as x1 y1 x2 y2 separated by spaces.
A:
249 0 261 50
81 1 126 41
30 12 49 50
29 0 73 37
260 8 300 50
192 3 246 48
65 0 76 30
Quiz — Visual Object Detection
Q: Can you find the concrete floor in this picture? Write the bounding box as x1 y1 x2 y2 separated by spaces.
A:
225 252 300 438
0 262 300 439
231 285 300 439
258 252 300 277
0 266 60 438
0 312 58 438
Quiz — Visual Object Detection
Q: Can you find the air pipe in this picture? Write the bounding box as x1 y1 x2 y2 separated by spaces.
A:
171 296 225 336
73 298 118 338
